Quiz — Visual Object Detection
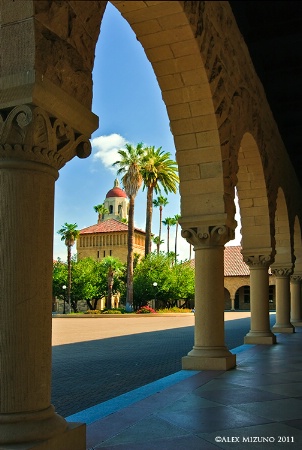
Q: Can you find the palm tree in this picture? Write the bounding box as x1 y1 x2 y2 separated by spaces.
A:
173 214 181 264
101 256 123 309
141 146 179 256
57 223 79 312
152 235 164 255
113 142 144 311
162 217 175 254
94 203 109 223
153 195 168 253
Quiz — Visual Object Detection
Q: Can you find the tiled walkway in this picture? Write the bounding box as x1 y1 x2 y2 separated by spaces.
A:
67 329 302 449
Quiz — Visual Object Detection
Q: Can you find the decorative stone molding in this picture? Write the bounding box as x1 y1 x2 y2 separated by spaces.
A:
0 105 91 170
291 275 302 284
181 225 234 249
271 267 293 277
242 253 272 269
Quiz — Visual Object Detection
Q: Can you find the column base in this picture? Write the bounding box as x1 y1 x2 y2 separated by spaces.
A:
244 331 276 345
291 320 302 327
182 346 236 370
272 324 295 333
3 422 86 450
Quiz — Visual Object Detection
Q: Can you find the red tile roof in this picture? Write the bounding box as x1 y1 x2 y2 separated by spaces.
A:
186 246 250 276
79 218 145 235
224 246 249 276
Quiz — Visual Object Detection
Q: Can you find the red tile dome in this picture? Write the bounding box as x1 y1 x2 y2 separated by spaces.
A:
106 186 127 198
106 179 127 198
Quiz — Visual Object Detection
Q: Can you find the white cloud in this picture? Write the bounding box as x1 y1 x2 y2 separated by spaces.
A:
91 134 127 172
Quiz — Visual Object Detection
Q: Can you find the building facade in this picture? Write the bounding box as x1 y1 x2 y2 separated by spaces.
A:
77 180 146 262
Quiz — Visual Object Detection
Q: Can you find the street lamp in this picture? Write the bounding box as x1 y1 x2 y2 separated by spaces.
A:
62 285 66 314
153 282 158 308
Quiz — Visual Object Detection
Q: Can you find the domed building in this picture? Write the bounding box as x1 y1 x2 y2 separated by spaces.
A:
76 179 146 263
102 178 129 222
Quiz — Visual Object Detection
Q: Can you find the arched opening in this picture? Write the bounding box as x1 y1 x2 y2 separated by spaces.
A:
273 187 293 267
236 132 272 252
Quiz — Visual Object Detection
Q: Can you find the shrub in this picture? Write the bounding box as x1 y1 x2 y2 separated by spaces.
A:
136 305 156 314
85 309 101 314
156 307 193 314
102 309 122 314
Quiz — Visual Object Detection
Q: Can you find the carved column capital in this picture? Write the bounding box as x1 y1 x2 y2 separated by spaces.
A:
271 266 293 277
0 105 91 170
181 224 234 249
291 275 302 283
242 253 272 269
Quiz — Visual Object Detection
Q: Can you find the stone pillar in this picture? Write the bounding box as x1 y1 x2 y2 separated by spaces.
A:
242 253 276 344
271 267 295 333
0 105 90 448
230 295 235 311
290 275 302 326
181 225 236 370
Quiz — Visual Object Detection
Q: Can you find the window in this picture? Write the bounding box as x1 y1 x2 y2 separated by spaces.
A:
244 286 250 304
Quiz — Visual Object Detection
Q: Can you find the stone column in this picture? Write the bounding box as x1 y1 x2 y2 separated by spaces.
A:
230 295 235 311
181 225 236 370
242 253 276 344
271 267 295 333
290 275 302 326
0 105 90 448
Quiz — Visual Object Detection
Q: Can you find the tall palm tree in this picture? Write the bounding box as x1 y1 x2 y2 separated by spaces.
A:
152 235 164 255
57 223 79 312
94 203 109 223
153 195 168 253
113 142 144 311
162 217 175 254
173 214 181 264
141 146 179 256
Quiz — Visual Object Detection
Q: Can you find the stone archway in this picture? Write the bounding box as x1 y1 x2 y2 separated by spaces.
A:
271 187 295 333
2 2 302 448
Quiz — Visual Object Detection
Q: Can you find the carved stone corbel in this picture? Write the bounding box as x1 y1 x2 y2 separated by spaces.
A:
271 266 293 277
242 253 272 269
0 104 91 170
181 224 234 249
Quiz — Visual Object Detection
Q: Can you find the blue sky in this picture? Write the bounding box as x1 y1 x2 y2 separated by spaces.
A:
53 2 240 262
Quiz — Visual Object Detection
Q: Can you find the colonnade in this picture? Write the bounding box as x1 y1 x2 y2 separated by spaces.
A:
181 238 302 371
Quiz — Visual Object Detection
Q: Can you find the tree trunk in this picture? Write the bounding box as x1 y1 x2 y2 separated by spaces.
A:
67 244 72 313
175 222 178 264
145 186 153 255
159 206 163 252
126 195 135 311
107 268 114 309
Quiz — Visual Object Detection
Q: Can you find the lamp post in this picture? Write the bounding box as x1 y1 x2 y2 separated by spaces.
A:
153 282 158 309
62 285 66 314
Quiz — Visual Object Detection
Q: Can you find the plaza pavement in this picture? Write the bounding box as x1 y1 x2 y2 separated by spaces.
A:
51 313 302 449
51 312 254 417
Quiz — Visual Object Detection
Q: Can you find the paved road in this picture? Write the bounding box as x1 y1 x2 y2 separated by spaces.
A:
51 312 276 417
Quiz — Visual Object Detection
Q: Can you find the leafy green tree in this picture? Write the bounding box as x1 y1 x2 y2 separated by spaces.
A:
153 196 168 253
133 253 194 310
71 257 104 311
57 223 79 312
113 142 144 311
94 203 109 223
141 147 179 256
52 259 68 312
101 256 124 309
